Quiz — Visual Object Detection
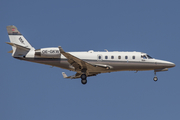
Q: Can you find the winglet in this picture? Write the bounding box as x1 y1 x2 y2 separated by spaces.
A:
62 72 68 78
58 46 65 53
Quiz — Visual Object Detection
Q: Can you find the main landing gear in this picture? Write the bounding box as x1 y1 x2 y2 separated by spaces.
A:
81 74 87 85
153 71 158 82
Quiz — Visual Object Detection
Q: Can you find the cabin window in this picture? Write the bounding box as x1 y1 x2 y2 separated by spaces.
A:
125 56 128 59
105 56 108 59
111 56 114 59
132 56 135 59
118 56 121 59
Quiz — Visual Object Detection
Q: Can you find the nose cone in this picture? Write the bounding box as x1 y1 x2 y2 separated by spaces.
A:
156 59 175 68
166 61 176 68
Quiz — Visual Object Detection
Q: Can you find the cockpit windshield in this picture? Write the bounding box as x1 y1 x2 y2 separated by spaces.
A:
141 54 153 59
147 55 153 59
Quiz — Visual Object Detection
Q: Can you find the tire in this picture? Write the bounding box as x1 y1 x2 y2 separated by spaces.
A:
81 79 87 85
153 76 158 81
81 74 87 80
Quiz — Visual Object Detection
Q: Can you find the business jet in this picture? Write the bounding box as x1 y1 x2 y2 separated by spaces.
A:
6 25 175 84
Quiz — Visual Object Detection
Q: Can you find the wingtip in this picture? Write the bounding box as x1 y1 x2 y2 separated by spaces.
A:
8 50 13 53
6 42 13 46
62 72 68 78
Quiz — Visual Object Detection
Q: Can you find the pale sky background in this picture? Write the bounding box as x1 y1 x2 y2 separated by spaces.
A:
1 0 180 120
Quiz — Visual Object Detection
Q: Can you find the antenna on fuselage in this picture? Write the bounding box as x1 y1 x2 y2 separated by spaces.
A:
104 49 108 52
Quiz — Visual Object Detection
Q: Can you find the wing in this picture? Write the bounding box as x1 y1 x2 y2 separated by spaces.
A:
59 46 111 78
58 46 109 73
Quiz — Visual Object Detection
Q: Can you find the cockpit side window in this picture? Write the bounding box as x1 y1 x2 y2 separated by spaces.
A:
141 55 147 59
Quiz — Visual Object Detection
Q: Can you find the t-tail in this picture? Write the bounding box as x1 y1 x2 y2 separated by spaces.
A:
6 25 35 57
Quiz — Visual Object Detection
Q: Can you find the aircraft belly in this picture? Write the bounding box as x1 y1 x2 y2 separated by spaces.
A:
15 57 169 73
87 60 166 72
111 62 167 71
15 57 72 70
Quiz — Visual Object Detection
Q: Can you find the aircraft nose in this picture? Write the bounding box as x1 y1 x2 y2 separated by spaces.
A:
168 62 176 68
155 59 175 68
162 61 175 68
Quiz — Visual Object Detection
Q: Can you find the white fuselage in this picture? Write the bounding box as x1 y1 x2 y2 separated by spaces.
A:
19 48 175 74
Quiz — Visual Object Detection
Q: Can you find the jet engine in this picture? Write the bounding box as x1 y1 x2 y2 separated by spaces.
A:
35 47 60 58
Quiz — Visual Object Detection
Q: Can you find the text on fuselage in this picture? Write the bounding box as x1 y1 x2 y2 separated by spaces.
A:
42 50 60 54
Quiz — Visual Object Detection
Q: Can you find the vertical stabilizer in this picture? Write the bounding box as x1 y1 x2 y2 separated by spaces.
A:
6 25 35 57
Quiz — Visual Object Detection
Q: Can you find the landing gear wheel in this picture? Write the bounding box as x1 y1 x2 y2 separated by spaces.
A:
153 76 158 81
81 74 87 85
81 79 87 85
81 74 87 80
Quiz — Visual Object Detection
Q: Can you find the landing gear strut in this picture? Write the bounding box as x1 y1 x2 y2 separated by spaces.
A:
153 71 158 81
81 74 87 85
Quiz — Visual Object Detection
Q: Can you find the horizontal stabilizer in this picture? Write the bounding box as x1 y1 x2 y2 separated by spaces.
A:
6 42 30 51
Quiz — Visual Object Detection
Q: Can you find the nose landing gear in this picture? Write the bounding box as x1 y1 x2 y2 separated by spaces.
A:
153 71 158 81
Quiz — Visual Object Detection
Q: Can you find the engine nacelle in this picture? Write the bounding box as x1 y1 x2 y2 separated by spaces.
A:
35 47 60 58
